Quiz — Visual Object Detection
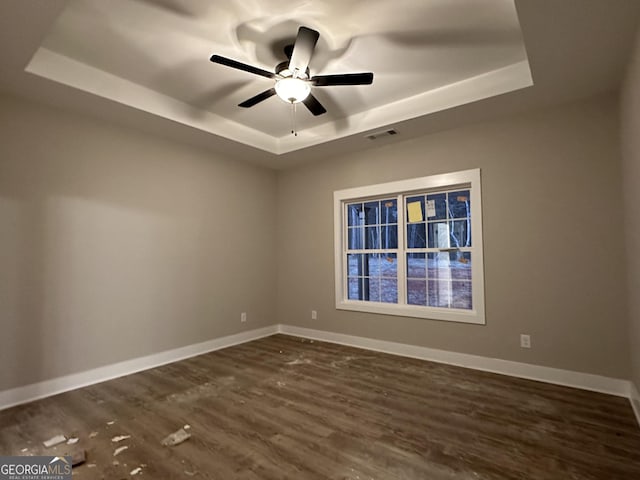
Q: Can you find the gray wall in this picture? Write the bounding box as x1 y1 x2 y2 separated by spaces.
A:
0 94 277 391
277 93 629 379
0 88 633 392
622 29 640 394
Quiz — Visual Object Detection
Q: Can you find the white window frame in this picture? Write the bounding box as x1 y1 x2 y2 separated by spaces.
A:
334 168 485 324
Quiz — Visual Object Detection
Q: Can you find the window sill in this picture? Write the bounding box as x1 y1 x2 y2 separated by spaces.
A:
336 300 486 325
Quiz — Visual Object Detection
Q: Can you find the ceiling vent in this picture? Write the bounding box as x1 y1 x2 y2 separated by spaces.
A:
366 129 398 140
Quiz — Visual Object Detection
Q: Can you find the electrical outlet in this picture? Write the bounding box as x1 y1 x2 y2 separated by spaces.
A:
311 310 317 320
241 312 247 323
520 334 531 348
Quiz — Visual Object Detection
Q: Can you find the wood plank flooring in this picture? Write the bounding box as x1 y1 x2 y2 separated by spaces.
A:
1 334 639 479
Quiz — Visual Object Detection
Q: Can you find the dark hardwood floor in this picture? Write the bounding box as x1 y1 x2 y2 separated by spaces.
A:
1 334 639 479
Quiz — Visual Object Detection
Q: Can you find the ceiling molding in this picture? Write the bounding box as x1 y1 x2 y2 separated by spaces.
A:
2 0 640 168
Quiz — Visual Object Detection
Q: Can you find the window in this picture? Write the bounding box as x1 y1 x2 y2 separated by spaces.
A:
334 169 485 324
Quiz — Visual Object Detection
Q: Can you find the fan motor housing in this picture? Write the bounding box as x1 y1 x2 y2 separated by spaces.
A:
276 61 309 79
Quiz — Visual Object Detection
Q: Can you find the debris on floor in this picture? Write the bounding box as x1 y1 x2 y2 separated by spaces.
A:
130 466 143 475
89 431 98 438
286 357 312 366
43 435 66 448
69 448 86 467
113 446 129 456
107 420 116 425
184 470 197 476
167 381 230 403
66 437 79 445
20 448 28 453
112 435 131 443
183 424 191 430
276 381 286 387
161 427 191 446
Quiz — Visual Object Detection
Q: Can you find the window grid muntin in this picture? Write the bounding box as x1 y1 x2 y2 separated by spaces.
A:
344 197 399 303
334 170 484 324
403 188 472 310
344 188 473 309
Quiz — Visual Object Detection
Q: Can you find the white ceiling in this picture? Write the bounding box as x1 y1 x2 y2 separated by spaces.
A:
0 1 639 169
26 0 532 153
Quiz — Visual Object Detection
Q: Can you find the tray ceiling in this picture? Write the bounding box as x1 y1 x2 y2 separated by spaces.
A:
25 0 532 155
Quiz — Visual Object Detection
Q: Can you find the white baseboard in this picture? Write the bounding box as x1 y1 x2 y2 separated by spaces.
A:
0 325 278 411
631 382 640 427
277 324 631 398
2 322 638 429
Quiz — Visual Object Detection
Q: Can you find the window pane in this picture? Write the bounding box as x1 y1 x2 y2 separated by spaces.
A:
368 278 381 302
365 226 380 249
364 201 380 225
379 254 397 278
407 223 426 248
347 254 364 277
426 192 447 220
348 254 397 303
428 280 452 308
407 279 426 305
452 252 472 281
348 227 364 250
381 199 397 223
426 254 473 310
348 276 378 301
428 252 452 279
450 219 471 248
347 203 364 226
381 225 398 249
427 222 450 248
448 190 470 219
347 277 362 300
380 278 398 303
407 253 426 278
452 281 472 309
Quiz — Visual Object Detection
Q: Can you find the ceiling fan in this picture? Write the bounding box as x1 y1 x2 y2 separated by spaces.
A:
210 26 374 117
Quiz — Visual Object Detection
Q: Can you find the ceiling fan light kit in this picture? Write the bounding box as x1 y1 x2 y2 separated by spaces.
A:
210 26 374 134
275 77 311 103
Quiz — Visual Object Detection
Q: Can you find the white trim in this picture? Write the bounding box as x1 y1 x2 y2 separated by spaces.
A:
277 324 630 398
27 47 532 155
3 323 638 429
0 325 278 411
27 49 276 154
333 169 485 324
631 382 640 427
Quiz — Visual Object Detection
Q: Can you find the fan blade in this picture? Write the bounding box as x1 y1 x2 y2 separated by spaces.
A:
210 55 275 79
288 27 319 74
238 88 276 108
284 44 294 60
311 72 374 86
302 94 327 116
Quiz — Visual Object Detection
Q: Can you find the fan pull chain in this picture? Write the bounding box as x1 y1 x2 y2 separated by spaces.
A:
290 101 298 136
